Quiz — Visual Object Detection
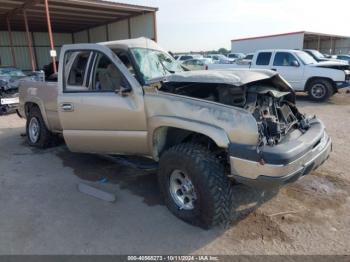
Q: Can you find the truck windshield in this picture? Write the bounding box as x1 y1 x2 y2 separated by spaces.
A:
0 68 26 77
309 50 325 59
131 48 183 81
295 52 317 65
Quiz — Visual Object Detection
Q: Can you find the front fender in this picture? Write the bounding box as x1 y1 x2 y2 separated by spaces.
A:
305 67 346 82
148 116 230 159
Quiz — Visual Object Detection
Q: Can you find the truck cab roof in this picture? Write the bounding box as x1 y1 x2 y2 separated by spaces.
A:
99 37 165 52
255 49 306 53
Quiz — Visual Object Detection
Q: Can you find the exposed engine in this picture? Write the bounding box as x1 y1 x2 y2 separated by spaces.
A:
160 81 310 146
244 86 310 146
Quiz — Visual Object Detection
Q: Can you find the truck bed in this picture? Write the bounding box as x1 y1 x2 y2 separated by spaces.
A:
19 80 62 132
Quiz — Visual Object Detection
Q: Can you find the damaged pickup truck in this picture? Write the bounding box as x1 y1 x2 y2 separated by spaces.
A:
0 67 43 115
19 38 332 228
0 67 26 115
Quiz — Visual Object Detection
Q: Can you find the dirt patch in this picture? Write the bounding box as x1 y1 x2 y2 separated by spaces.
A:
284 173 348 210
228 211 290 242
313 171 350 191
326 91 350 106
255 170 350 226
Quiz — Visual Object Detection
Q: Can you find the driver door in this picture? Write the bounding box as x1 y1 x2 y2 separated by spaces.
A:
57 45 149 155
271 52 304 89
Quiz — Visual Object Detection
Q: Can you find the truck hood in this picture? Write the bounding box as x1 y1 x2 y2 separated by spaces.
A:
319 58 348 63
0 75 31 91
149 69 293 93
310 61 350 70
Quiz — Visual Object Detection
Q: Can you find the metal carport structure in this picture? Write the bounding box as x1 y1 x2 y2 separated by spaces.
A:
231 31 350 55
0 0 158 72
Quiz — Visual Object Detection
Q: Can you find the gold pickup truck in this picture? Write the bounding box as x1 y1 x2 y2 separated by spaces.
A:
19 38 332 229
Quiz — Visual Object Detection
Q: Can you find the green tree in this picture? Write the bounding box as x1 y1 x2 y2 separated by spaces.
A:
218 48 230 55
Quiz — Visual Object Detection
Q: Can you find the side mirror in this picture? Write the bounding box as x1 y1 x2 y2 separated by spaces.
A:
116 86 132 96
291 60 300 67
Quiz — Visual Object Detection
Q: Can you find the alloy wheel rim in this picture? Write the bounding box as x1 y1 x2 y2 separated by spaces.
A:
311 84 326 99
29 117 40 143
169 169 197 210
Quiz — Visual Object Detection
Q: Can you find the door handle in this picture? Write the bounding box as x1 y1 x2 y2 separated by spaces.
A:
61 103 74 112
271 68 277 71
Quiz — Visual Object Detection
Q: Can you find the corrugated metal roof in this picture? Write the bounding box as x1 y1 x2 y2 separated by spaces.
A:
231 31 305 42
232 31 350 42
0 0 158 32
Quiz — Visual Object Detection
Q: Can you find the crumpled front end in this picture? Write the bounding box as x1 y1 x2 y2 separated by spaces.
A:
226 76 332 187
151 69 331 187
229 118 332 188
0 78 20 114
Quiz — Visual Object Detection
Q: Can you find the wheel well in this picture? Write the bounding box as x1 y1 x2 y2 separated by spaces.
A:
24 102 39 117
305 77 336 92
153 127 227 161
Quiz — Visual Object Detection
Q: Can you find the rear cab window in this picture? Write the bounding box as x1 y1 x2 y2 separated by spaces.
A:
256 52 272 65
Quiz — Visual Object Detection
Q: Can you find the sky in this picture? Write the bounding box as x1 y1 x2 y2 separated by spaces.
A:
115 0 350 52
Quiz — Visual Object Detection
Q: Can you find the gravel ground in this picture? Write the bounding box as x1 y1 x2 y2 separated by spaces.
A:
0 91 349 255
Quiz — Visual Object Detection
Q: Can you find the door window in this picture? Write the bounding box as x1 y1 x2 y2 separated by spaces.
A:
116 52 136 77
91 53 123 92
273 52 299 66
65 51 91 91
256 52 272 65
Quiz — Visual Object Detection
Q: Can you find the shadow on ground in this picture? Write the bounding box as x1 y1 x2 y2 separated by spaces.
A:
1 117 283 254
55 146 277 227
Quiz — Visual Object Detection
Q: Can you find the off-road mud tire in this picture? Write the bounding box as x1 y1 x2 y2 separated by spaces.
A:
158 143 234 229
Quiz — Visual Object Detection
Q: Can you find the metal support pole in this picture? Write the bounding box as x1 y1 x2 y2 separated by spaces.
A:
6 17 16 67
44 0 57 74
105 24 109 41
23 9 36 71
127 18 131 39
152 11 157 42
87 29 91 43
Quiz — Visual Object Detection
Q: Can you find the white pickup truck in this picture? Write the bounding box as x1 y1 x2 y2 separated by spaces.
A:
208 49 350 101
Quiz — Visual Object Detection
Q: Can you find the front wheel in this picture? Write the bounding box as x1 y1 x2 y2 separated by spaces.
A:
307 79 333 102
158 143 233 229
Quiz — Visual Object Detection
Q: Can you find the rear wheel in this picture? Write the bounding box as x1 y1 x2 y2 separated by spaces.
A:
307 79 333 102
26 106 53 148
158 143 233 229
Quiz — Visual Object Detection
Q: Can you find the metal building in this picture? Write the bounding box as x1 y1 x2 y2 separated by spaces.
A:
0 0 158 71
231 31 350 55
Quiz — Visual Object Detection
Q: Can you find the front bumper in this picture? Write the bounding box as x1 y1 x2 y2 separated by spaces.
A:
229 119 332 188
0 95 19 113
335 81 350 89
